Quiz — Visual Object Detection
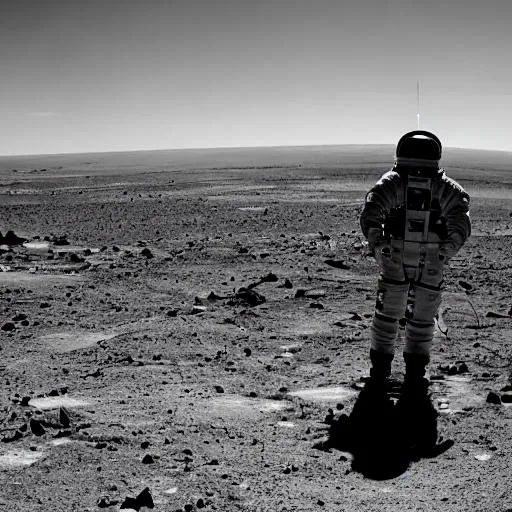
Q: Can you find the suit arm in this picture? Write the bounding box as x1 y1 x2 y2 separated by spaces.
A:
360 171 399 250
440 177 471 258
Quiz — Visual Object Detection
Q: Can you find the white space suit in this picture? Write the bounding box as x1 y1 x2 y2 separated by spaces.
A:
360 131 471 361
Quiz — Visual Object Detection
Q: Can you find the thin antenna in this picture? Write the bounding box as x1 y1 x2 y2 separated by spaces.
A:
416 80 420 129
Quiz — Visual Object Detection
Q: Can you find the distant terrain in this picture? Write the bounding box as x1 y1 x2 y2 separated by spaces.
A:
0 145 511 511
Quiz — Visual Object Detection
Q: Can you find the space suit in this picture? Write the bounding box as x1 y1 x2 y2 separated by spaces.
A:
360 131 471 383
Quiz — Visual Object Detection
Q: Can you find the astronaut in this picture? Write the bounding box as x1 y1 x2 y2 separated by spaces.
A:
360 131 471 393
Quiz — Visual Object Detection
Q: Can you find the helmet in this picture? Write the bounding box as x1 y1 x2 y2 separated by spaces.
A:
396 131 442 162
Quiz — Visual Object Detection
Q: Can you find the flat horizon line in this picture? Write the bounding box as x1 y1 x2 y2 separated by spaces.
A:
1 142 512 159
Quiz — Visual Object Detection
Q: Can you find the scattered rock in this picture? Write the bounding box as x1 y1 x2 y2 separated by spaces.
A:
1 230 27 246
447 365 458 376
59 407 70 428
12 313 27 322
141 248 153 259
247 272 278 289
458 280 473 291
51 234 70 246
120 496 140 510
309 303 324 309
259 272 278 283
485 311 509 319
29 419 46 436
324 259 350 270
439 361 468 375
486 391 501 405
234 288 265 307
97 497 119 508
1 322 15 332
190 305 207 315
501 392 512 404
135 487 154 509
244 348 252 357
214 385 225 393
141 454 155 464
69 253 85 263
457 362 469 373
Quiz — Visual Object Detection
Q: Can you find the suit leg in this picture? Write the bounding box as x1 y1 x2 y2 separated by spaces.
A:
404 243 444 357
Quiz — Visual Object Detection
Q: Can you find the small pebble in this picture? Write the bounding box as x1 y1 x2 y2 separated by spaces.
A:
486 391 501 405
501 392 512 403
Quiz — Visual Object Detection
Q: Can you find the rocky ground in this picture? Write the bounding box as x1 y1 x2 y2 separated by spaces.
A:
0 146 511 511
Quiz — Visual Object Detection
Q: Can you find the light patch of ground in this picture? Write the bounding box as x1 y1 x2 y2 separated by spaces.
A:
0 449 45 469
431 376 486 413
206 395 290 419
23 241 51 251
0 271 85 285
49 439 74 446
276 420 296 428
276 317 332 337
288 386 357 402
39 331 117 352
238 206 268 212
28 396 91 410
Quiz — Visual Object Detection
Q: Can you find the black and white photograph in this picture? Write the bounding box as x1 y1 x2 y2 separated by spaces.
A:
0 1 511 510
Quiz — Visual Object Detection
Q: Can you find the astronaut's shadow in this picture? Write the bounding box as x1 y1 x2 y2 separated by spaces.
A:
314 382 454 480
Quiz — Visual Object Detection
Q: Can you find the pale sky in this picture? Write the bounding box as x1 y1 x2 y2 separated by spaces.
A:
1 0 511 155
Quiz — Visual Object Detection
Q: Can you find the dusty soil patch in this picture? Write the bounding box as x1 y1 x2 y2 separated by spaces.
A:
39 331 117 353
